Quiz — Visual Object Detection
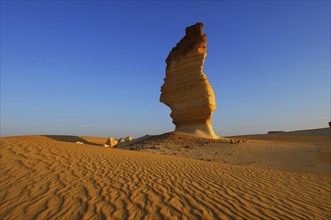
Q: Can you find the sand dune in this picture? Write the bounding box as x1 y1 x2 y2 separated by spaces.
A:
234 127 331 142
1 136 330 219
120 130 331 174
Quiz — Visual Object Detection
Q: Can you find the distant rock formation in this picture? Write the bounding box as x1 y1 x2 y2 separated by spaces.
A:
105 136 133 148
268 131 285 134
105 137 118 148
160 22 218 139
118 138 125 144
125 136 133 142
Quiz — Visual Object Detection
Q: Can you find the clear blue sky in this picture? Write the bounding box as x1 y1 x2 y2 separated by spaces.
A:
1 1 330 138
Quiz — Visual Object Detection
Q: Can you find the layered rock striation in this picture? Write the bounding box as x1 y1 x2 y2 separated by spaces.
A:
160 22 218 139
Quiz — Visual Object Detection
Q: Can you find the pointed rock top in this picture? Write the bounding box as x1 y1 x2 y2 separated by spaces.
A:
185 22 204 36
166 22 207 65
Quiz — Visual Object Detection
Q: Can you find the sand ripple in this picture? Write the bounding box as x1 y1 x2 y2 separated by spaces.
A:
1 137 330 219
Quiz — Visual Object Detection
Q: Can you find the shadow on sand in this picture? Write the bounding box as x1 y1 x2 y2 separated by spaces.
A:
43 135 102 146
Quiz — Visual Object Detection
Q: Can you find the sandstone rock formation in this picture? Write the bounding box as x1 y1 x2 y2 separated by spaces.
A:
105 137 118 148
160 22 218 139
105 136 132 148
125 136 133 142
118 138 125 144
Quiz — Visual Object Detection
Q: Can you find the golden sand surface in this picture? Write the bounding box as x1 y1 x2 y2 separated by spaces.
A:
1 135 330 219
120 129 331 174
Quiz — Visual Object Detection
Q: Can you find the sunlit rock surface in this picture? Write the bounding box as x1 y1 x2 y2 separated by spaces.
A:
160 22 218 139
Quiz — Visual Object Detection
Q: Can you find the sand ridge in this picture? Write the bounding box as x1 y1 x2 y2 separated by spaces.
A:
1 136 330 219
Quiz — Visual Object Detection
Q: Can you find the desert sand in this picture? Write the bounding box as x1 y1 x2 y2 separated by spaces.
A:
1 128 330 219
120 128 331 174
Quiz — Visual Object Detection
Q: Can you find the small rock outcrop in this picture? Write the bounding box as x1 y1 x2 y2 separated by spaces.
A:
229 139 246 144
125 136 133 142
160 22 218 139
118 138 125 144
105 136 133 148
105 137 118 148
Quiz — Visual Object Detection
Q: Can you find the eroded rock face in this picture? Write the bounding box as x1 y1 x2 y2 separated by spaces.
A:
160 22 218 139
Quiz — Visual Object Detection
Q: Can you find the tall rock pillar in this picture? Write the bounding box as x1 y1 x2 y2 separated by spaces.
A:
160 22 218 139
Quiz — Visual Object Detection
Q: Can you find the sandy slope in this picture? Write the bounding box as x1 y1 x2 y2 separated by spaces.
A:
234 127 331 142
1 136 330 219
120 129 331 174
